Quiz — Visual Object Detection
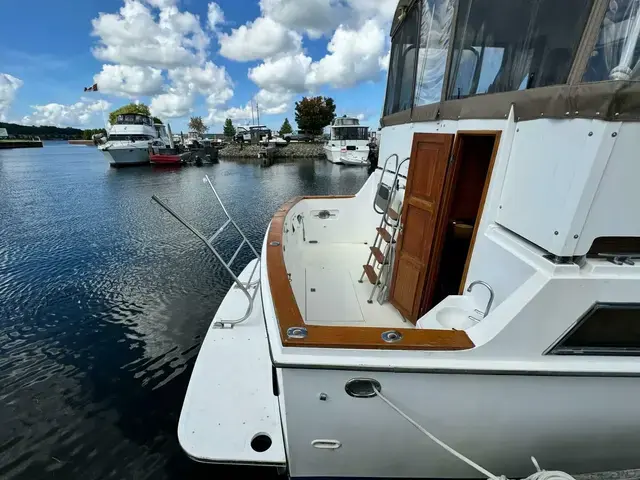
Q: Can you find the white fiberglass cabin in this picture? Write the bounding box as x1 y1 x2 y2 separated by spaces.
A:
99 114 168 167
173 0 640 478
324 116 370 165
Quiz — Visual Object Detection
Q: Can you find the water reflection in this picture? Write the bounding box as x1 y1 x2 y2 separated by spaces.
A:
0 144 370 479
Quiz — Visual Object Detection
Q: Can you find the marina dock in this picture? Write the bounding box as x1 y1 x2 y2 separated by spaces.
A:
0 139 43 149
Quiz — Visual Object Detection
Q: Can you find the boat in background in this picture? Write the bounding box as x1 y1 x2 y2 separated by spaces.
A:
149 124 185 166
324 115 370 165
99 114 170 167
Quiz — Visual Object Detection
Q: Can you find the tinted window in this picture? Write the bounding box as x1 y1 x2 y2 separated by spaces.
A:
384 5 420 115
550 303 640 355
583 0 640 82
332 127 369 140
447 0 593 100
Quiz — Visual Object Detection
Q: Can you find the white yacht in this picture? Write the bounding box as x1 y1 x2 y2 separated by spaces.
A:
324 115 370 165
156 0 640 478
99 114 168 167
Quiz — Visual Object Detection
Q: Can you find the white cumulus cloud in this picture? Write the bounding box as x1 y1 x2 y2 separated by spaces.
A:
218 16 301 61
91 0 208 69
94 64 164 97
0 73 23 121
22 100 111 127
150 62 234 119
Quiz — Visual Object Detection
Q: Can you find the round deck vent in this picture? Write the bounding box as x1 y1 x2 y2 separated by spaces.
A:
251 433 272 452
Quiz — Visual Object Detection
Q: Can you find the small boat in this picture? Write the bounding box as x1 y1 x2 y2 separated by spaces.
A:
149 152 182 166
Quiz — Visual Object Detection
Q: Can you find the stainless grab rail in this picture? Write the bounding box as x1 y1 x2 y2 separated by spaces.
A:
151 174 260 328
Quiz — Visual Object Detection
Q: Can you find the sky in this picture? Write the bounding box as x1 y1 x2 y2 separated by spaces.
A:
0 0 395 133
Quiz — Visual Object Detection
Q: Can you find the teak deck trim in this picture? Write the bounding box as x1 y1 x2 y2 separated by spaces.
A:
266 196 475 350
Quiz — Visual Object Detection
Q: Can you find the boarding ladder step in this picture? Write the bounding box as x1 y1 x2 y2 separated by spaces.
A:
151 175 261 328
363 264 378 285
376 227 393 243
370 246 386 264
359 154 410 305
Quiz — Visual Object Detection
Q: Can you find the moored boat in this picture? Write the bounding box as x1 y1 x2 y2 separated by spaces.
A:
156 0 640 478
323 115 369 165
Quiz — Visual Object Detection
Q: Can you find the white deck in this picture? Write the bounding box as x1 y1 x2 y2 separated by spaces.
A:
177 259 286 466
297 243 408 328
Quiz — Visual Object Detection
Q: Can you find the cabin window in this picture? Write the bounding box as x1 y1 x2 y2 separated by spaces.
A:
332 127 369 140
384 4 420 115
414 0 455 107
583 0 640 82
549 303 640 356
446 0 593 99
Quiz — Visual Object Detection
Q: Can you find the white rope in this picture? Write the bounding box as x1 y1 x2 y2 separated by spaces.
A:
371 385 577 480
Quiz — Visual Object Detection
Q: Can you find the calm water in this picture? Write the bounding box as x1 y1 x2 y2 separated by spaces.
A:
0 142 369 479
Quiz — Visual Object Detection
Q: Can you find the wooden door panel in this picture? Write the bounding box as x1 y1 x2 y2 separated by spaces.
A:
401 204 435 262
389 133 454 323
390 255 421 317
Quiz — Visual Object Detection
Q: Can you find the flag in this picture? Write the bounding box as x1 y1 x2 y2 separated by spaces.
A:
84 83 98 92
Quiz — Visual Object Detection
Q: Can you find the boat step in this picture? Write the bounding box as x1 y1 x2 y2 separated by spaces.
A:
363 264 378 285
376 227 392 243
387 207 399 221
370 246 386 264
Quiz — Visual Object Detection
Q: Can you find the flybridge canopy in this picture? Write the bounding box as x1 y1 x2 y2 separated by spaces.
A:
384 0 640 125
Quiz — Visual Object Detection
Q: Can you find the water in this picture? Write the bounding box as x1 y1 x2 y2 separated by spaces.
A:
0 142 370 479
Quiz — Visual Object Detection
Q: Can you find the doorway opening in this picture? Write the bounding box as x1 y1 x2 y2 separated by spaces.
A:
427 133 498 311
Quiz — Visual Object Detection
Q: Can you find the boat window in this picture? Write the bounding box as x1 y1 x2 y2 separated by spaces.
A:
414 0 455 107
583 0 640 82
116 115 124 124
384 4 420 115
446 0 593 100
331 127 369 140
549 303 640 356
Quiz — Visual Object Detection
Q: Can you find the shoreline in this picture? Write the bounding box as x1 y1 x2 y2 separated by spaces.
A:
219 142 325 159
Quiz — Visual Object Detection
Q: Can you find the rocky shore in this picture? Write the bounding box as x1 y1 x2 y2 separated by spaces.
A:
219 142 325 158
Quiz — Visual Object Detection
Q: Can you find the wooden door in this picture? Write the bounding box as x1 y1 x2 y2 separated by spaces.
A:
389 133 454 323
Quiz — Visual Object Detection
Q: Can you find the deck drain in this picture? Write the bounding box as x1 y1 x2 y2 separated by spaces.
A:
251 433 272 452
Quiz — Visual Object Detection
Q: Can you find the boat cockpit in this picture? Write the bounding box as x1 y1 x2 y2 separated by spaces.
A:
264 0 640 354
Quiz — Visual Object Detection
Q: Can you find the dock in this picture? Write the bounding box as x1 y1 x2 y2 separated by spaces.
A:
0 139 43 149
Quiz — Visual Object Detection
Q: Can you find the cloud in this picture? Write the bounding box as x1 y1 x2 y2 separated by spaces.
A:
91 0 208 69
248 53 312 93
258 0 396 38
94 65 164 97
207 2 224 30
255 89 292 115
379 49 390 71
149 62 234 118
249 20 386 93
0 73 23 121
258 0 343 38
218 16 301 61
22 100 111 127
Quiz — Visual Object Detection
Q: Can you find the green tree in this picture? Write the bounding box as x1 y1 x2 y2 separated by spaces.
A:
294 96 336 135
223 118 236 138
108 103 152 125
152 117 163 124
188 116 208 135
279 118 293 136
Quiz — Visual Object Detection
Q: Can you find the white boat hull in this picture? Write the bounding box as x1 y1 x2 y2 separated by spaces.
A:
324 145 369 165
99 143 150 166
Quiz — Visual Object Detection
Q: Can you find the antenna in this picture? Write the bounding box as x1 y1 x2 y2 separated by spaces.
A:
251 101 255 125
256 102 260 126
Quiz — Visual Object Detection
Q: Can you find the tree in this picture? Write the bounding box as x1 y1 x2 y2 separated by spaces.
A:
279 118 293 136
294 96 336 135
108 103 151 125
189 116 208 135
223 118 236 138
152 117 163 124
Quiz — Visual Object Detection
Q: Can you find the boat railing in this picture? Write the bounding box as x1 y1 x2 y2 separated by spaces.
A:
151 175 260 328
